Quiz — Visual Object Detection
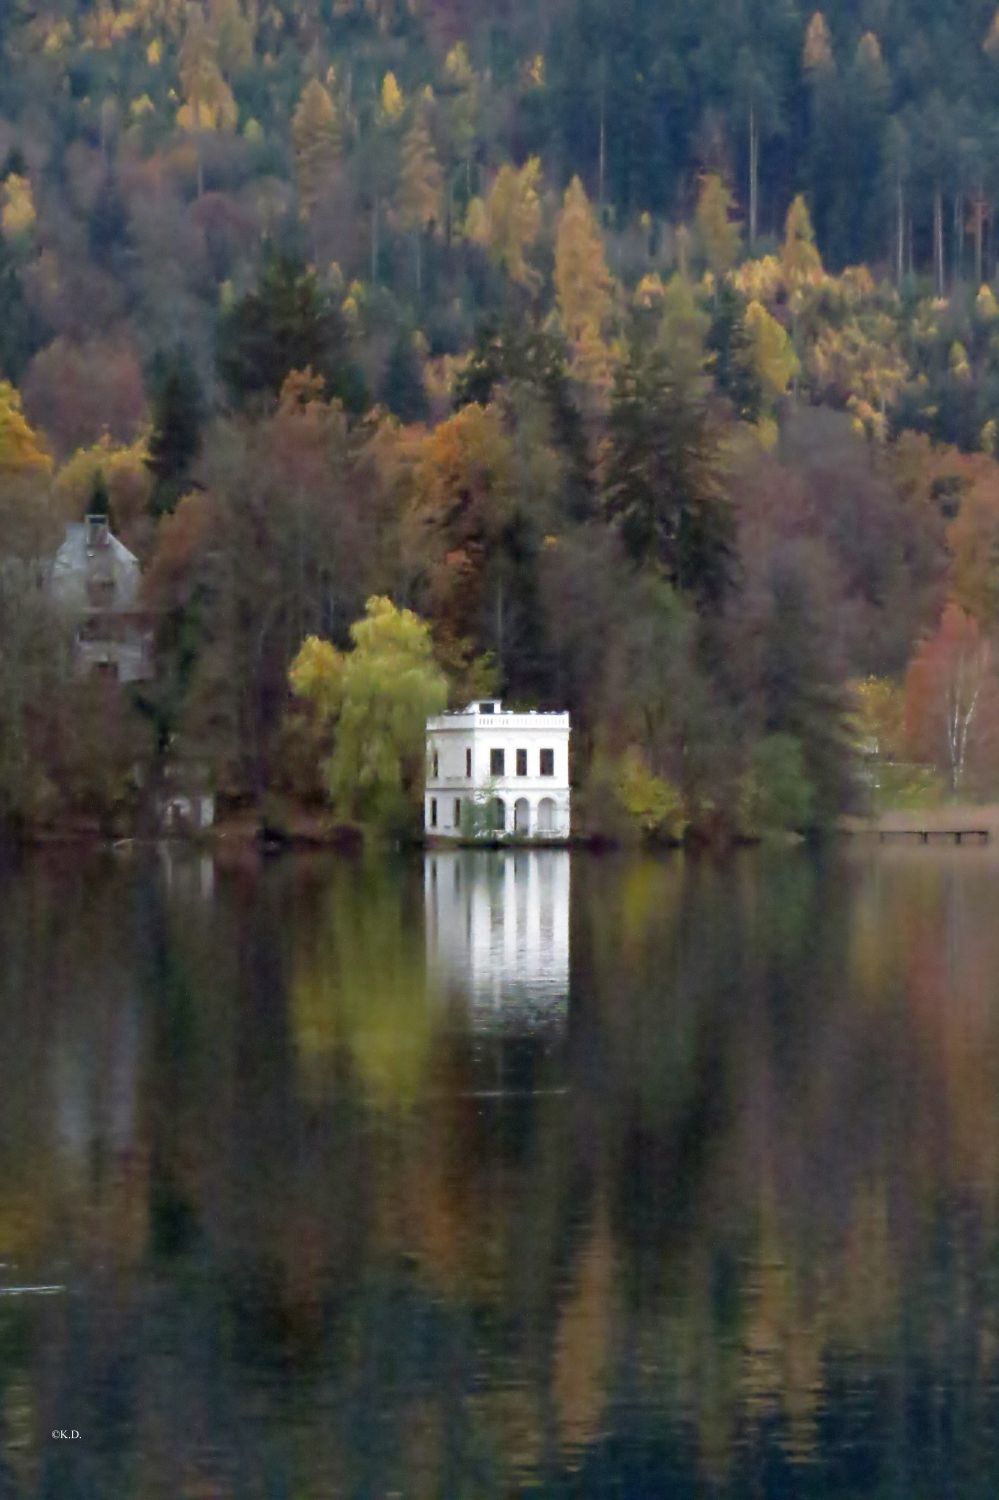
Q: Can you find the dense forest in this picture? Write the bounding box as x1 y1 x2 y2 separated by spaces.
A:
4 0 999 838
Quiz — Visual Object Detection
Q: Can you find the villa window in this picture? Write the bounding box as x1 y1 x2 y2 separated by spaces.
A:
430 797 438 827
540 748 554 777
490 748 505 776
454 797 461 825
516 748 527 776
466 748 472 777
432 750 439 777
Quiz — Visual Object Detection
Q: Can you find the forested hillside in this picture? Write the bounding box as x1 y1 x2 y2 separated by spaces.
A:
3 0 999 839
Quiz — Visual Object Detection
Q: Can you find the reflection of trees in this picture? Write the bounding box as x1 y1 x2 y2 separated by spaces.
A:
291 856 437 1110
7 846 999 1491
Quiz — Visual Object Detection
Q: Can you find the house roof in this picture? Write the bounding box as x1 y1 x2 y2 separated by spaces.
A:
50 519 142 612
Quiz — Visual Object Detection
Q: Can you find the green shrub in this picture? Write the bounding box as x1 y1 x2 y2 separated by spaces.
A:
615 749 687 843
739 733 815 836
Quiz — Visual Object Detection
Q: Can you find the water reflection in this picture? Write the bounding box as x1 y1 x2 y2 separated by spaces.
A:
425 849 569 1023
2 845 999 1494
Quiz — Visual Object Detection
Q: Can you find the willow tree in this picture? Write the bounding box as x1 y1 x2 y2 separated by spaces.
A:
289 596 447 828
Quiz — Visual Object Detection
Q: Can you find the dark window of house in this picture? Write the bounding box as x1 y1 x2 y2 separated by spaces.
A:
490 748 505 776
432 750 439 777
466 748 472 777
430 797 437 827
540 748 554 776
87 578 115 607
516 748 527 776
454 798 461 826
94 660 119 681
480 701 495 713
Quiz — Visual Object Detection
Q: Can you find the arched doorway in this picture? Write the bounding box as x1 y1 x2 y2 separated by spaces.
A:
537 797 556 834
514 797 530 834
487 796 506 834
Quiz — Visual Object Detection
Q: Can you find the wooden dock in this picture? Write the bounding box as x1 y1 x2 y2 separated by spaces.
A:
876 828 990 845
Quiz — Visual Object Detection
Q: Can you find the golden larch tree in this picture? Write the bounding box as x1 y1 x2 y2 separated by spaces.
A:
468 158 542 290
554 176 614 387
781 194 823 284
397 101 443 293
292 77 342 217
803 11 834 74
695 173 741 278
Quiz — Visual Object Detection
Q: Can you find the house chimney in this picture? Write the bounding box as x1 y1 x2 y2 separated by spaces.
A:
85 514 110 552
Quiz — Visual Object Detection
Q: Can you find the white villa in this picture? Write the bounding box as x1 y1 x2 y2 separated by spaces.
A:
424 700 571 840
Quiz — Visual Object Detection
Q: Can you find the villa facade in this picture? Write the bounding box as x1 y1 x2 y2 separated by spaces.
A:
424 700 571 840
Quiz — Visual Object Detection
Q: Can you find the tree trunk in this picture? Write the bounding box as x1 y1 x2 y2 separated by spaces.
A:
953 191 963 288
748 100 759 251
597 56 606 215
895 176 904 287
414 229 422 296
974 189 985 287
933 187 945 297
371 196 379 284
907 211 914 277
495 574 505 679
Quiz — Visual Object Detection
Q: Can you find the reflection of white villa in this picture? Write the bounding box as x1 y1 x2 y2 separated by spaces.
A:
425 850 570 1019
424 701 571 840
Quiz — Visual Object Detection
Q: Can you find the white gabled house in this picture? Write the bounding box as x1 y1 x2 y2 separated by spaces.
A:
49 515 154 684
424 700 571 840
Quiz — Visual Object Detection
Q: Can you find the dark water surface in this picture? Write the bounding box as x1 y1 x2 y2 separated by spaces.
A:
1 843 999 1496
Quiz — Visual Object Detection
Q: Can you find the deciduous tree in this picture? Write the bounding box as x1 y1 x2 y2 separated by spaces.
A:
289 596 447 826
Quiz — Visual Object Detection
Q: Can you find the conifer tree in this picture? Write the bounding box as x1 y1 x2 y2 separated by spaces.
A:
602 340 732 605
292 77 342 219
554 176 614 387
782 194 823 283
177 5 237 196
803 11 834 75
146 348 204 516
695 173 741 280
87 468 111 522
397 103 443 295
708 282 762 422
469 159 542 291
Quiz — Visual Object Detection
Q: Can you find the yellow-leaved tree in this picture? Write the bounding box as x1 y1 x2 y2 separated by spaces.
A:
380 71 405 122
554 175 615 390
782 194 823 285
397 97 443 293
177 4 237 195
466 158 542 289
1 174 35 241
289 596 447 828
291 77 342 218
0 383 51 477
695 173 741 280
745 299 799 402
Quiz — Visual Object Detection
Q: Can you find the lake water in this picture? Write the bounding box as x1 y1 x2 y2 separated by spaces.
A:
2 842 999 1496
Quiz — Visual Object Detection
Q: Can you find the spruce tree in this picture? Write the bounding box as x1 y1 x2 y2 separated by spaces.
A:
146 348 204 516
603 339 733 605
217 254 367 412
708 282 763 423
